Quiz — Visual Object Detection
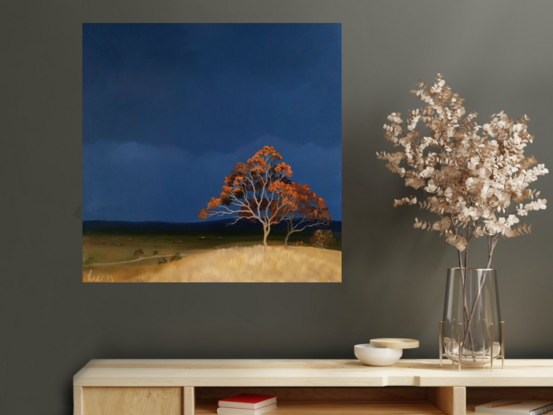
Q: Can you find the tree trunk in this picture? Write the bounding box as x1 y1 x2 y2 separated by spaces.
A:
284 232 291 246
263 225 270 246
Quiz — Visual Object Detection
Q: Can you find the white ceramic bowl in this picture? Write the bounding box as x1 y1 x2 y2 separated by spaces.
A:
354 344 403 366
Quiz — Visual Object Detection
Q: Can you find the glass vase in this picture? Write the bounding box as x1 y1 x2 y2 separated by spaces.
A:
441 268 504 366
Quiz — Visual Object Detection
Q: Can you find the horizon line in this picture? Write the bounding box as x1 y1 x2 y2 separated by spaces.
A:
83 218 342 224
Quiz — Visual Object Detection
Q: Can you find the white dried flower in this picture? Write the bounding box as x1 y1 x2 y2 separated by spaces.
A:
378 74 548 267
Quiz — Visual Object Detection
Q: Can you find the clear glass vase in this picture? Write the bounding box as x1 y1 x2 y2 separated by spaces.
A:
441 268 504 366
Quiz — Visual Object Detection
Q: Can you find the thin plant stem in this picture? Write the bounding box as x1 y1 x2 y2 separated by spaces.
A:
462 235 499 348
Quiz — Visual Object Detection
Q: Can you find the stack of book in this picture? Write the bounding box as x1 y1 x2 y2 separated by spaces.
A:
475 400 553 415
217 394 277 415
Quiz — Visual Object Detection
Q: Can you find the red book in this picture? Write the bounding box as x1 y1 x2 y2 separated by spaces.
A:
218 394 277 410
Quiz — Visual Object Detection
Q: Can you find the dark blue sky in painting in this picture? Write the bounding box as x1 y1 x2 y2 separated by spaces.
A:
83 23 341 222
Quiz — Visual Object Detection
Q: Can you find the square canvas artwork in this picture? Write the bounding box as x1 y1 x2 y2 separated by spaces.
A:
82 23 342 282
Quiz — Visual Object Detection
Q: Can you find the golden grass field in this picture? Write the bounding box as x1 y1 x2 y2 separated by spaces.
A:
83 245 341 283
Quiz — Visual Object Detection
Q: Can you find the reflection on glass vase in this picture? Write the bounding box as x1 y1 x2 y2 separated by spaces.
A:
440 268 505 370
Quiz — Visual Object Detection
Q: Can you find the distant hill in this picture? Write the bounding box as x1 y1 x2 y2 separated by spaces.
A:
83 218 342 235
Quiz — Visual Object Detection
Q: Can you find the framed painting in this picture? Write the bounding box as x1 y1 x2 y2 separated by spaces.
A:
82 23 341 282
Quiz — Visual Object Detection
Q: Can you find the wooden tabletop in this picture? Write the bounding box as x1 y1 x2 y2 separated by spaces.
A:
73 359 553 388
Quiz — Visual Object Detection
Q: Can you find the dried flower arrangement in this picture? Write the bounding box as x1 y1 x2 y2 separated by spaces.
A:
378 74 548 270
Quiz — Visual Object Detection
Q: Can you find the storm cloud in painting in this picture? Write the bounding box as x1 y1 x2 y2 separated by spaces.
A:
83 23 341 223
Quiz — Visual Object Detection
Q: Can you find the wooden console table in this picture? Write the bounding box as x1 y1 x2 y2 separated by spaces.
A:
73 359 553 415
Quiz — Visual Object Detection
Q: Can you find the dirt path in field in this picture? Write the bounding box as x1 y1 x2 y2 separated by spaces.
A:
87 254 186 266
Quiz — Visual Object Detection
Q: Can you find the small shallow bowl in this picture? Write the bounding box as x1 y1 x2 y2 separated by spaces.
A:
354 344 403 366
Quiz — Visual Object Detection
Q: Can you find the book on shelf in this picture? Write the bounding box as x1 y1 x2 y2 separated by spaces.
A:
217 394 277 415
475 400 553 415
216 403 277 415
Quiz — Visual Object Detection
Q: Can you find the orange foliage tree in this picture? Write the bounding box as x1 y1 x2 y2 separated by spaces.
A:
276 183 331 246
199 146 295 246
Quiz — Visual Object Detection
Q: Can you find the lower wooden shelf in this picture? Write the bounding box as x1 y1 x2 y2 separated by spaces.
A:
196 401 444 414
194 387 464 415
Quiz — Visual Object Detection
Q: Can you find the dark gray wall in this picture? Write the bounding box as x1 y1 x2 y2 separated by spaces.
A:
2 1 553 414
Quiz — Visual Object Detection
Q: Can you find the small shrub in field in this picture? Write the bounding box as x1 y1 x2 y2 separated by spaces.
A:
83 256 95 265
170 252 182 262
310 230 335 249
